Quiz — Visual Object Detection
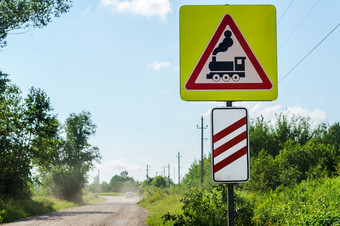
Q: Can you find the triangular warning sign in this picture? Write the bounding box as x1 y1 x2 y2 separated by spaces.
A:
185 14 273 90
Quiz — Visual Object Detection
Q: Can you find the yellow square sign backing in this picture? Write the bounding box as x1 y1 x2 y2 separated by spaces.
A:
180 5 277 101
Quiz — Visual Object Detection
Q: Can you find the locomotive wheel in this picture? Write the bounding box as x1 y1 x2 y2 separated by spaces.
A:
212 74 220 82
222 74 230 82
232 74 240 82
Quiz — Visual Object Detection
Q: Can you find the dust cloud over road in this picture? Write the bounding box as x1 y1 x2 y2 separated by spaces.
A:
5 196 150 226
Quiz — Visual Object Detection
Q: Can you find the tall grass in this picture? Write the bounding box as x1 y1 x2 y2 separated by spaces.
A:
139 187 183 225
0 193 105 223
250 176 340 225
139 177 339 225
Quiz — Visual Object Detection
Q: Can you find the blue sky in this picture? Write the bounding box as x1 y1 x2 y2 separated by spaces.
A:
1 0 339 184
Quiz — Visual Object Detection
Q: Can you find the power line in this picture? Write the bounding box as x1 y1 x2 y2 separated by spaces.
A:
180 124 198 154
278 0 295 25
279 22 340 83
246 22 340 113
279 0 320 51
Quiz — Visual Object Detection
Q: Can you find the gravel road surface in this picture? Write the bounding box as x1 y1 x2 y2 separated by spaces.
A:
4 196 150 226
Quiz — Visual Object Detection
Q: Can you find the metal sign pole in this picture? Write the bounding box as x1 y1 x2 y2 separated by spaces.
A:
228 184 235 226
226 101 234 226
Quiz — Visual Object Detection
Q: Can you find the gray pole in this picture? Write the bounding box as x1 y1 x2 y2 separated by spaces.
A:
226 101 234 226
177 152 181 184
200 116 204 184
168 163 170 184
197 116 208 184
146 165 149 179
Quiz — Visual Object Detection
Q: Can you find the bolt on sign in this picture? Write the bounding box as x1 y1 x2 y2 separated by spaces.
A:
211 107 249 183
180 5 277 101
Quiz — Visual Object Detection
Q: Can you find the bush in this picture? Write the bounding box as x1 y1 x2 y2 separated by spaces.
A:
252 177 340 225
162 186 253 226
243 149 279 191
0 198 53 223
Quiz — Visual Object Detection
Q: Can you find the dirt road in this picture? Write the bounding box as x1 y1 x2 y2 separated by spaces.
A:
5 196 150 226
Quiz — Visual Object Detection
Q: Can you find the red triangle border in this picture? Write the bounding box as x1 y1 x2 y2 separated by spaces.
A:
185 14 273 90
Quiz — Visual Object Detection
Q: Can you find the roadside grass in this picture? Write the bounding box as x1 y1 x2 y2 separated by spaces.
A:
83 193 106 205
97 192 121 196
250 176 340 225
137 177 340 225
0 193 105 223
139 189 183 226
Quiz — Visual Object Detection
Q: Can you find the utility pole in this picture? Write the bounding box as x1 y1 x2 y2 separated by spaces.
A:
162 166 167 177
168 163 170 185
177 152 182 184
197 116 208 184
146 165 150 179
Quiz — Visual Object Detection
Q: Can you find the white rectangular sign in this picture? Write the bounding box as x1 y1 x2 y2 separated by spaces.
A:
211 107 250 183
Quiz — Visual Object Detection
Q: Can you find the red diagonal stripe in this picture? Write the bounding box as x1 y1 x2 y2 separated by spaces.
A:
213 131 247 158
214 146 247 173
213 116 246 143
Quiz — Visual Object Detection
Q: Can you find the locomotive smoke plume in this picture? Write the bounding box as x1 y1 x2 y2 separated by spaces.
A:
213 30 233 55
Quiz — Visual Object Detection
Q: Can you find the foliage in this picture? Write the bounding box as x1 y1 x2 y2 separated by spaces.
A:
249 115 276 157
143 113 340 225
100 181 111 193
182 154 214 189
0 0 72 47
0 193 104 223
162 185 253 226
44 111 101 202
249 113 314 157
139 186 183 226
0 72 60 199
251 177 340 225
244 138 339 192
243 114 340 192
243 149 279 191
321 122 340 150
152 176 167 188
142 175 174 189
109 171 138 192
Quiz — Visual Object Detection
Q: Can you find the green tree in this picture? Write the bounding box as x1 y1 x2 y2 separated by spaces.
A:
182 155 214 189
276 139 339 183
249 116 276 157
109 171 136 192
47 111 101 202
152 176 167 188
244 149 279 191
0 72 60 198
0 0 72 47
100 181 110 193
273 113 313 151
322 122 340 150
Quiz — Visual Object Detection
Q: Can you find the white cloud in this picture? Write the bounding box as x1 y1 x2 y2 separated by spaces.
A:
286 105 327 126
148 60 170 70
100 158 144 172
100 0 171 20
247 102 282 120
236 102 328 126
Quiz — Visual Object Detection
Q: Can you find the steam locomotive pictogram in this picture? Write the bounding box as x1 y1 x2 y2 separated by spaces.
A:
206 56 246 82
206 29 246 82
